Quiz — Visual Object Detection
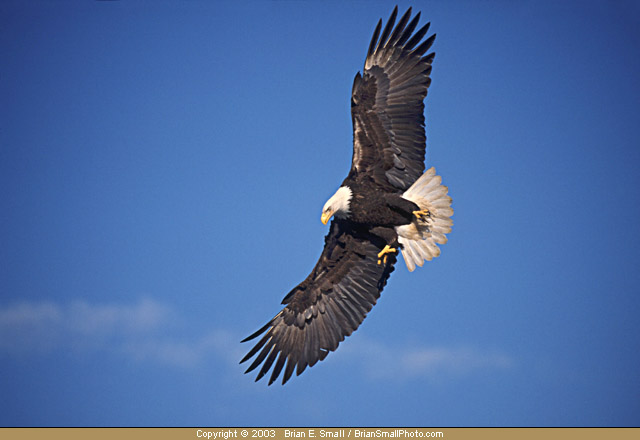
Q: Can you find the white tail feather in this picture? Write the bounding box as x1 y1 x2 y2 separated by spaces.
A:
396 167 453 272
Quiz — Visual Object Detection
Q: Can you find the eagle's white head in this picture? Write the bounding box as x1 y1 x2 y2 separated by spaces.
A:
321 186 353 224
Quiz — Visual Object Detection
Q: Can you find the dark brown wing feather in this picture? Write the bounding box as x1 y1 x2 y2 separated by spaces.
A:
349 6 436 192
240 220 397 385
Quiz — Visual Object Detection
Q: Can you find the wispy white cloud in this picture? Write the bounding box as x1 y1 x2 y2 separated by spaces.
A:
121 328 242 369
0 301 64 353
0 298 240 369
1 299 513 381
338 337 513 381
65 298 170 335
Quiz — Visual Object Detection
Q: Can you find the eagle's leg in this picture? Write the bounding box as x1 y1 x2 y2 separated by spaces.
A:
413 209 431 221
370 226 400 265
377 245 397 265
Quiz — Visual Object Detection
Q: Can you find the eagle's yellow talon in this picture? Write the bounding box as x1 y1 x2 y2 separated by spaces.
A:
413 209 431 220
377 245 397 265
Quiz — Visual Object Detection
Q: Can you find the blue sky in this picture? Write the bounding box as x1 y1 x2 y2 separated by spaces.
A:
1 0 639 427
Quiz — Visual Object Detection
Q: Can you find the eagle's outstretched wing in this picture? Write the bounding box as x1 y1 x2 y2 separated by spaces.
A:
240 220 397 385
348 6 435 192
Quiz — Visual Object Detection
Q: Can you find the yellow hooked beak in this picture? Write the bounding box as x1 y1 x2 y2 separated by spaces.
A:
321 210 333 225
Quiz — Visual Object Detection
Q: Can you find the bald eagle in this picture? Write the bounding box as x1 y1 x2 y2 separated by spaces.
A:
240 6 453 385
